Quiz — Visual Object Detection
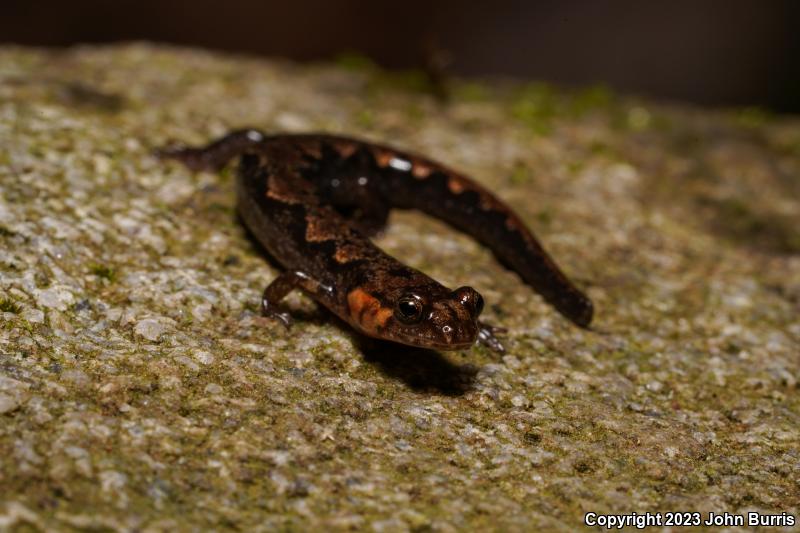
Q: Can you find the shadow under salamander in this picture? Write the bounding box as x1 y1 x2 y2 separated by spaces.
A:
354 337 479 396
233 212 480 396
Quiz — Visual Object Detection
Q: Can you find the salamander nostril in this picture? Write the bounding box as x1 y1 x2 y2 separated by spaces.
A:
442 325 456 341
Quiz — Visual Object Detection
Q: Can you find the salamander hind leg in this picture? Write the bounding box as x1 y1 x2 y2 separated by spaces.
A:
261 270 336 329
156 129 269 172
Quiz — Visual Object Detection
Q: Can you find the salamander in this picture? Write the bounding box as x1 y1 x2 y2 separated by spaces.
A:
158 130 593 353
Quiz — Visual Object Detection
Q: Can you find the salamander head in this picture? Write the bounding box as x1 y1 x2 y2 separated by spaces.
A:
347 285 484 350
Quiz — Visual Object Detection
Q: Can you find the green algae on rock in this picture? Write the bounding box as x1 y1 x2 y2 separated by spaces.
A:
0 44 798 531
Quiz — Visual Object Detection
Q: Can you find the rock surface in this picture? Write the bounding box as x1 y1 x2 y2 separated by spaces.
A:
0 44 798 531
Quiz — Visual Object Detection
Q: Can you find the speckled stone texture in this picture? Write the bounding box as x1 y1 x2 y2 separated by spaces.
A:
1 44 798 532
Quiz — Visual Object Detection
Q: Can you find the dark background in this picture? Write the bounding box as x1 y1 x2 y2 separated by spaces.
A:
4 0 800 113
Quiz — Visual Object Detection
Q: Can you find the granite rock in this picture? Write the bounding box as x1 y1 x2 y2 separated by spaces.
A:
0 44 798 531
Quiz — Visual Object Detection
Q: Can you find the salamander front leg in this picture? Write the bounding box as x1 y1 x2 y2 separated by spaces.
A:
261 270 335 329
477 321 507 354
156 129 269 172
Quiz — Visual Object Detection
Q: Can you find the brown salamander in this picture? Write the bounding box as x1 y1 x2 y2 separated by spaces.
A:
158 130 593 353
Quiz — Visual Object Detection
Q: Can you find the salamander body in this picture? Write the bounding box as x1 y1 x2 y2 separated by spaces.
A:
159 130 593 352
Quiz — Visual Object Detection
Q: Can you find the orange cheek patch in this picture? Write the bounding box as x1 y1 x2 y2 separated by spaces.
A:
347 288 393 332
374 307 393 328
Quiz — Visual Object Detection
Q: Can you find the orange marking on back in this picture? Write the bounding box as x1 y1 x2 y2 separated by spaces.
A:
374 149 393 167
332 141 358 159
447 177 466 194
305 215 338 242
504 214 524 232
300 142 322 159
412 162 432 179
266 174 300 204
479 193 499 211
334 243 360 263
266 188 299 204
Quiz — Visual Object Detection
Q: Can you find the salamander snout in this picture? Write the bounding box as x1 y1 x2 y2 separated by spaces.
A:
426 299 479 349
416 287 485 349
452 286 484 318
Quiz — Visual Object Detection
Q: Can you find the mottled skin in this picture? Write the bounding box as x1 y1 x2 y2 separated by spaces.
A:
158 130 593 352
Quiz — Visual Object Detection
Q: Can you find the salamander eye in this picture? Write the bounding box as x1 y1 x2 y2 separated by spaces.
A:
396 295 423 324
